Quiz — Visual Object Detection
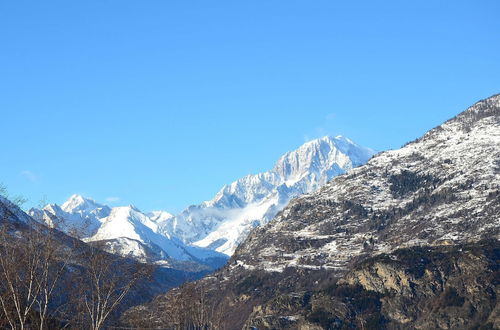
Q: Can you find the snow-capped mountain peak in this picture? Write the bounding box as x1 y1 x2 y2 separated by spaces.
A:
99 206 158 235
86 205 227 266
160 135 375 255
272 135 374 185
29 195 108 237
61 194 102 213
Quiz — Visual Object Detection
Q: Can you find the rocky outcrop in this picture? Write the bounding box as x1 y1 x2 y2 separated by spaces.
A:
243 240 499 329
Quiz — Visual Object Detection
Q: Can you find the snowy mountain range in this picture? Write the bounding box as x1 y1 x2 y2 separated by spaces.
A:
159 135 375 255
29 135 374 265
29 195 227 270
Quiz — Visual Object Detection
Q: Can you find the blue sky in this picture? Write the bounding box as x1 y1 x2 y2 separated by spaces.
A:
1 1 499 213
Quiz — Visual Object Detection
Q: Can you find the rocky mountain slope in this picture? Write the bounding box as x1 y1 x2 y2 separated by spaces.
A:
240 240 499 329
160 136 375 255
126 94 500 329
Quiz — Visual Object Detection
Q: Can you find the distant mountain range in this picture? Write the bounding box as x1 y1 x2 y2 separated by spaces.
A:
29 135 374 267
29 195 226 271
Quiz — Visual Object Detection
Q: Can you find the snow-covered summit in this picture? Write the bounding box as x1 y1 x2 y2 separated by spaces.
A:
89 206 187 261
160 136 375 255
92 206 159 237
62 194 98 212
272 135 373 187
29 196 107 237
61 194 111 220
207 136 373 209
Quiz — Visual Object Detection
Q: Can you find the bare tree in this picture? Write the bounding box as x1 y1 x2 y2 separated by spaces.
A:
189 283 225 329
0 184 28 211
0 205 69 329
0 188 157 329
142 281 225 330
70 241 154 330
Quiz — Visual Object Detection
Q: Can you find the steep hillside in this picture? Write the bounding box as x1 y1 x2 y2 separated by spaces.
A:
242 240 499 329
126 94 500 329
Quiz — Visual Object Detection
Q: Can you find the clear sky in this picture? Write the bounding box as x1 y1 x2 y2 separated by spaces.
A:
1 1 499 213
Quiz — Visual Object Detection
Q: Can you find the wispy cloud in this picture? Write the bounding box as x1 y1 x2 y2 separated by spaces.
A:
105 196 121 203
20 170 37 182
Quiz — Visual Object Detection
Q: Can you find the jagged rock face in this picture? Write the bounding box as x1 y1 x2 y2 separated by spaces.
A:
161 136 374 255
243 241 499 330
125 94 500 329
336 242 499 329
